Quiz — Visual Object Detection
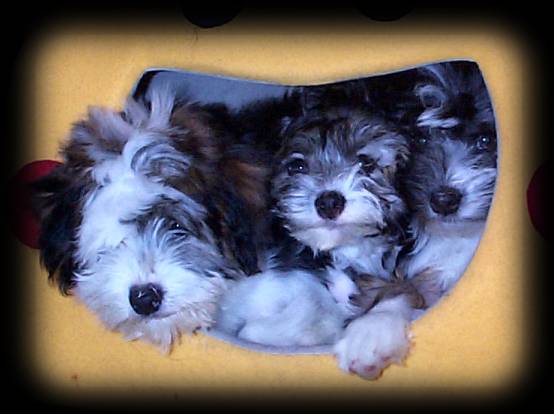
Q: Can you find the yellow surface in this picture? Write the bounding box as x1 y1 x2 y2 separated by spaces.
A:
17 13 537 399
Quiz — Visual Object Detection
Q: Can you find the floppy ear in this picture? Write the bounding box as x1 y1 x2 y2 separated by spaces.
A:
203 186 261 276
179 104 265 276
170 102 272 276
31 164 86 295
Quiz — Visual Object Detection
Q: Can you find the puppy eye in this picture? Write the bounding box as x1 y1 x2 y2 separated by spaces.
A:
357 154 376 174
286 158 309 176
412 135 430 148
364 232 381 238
169 220 188 236
365 224 387 238
476 135 492 151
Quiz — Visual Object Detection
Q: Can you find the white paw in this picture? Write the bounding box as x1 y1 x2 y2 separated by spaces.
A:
334 310 411 380
324 267 360 316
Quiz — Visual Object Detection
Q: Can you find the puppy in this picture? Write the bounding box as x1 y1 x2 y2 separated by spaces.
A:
272 87 410 278
401 60 498 305
33 88 257 352
215 84 411 347
334 61 498 379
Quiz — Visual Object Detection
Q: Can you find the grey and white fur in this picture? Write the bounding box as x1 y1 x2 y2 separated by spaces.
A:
334 61 498 379
272 109 410 278
33 88 252 352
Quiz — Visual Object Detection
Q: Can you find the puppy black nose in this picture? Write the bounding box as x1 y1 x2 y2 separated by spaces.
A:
315 191 346 220
129 283 164 316
430 187 462 216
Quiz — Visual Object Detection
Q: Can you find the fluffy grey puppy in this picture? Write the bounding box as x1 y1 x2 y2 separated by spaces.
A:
335 61 498 379
33 88 251 352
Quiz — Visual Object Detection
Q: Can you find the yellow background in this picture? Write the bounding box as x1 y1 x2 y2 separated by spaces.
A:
16 13 537 400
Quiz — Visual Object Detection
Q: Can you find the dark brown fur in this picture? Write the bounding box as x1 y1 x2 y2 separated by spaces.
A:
168 102 269 274
351 271 427 312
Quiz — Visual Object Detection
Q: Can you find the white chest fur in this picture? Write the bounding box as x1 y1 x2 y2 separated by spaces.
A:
402 220 485 291
331 237 399 279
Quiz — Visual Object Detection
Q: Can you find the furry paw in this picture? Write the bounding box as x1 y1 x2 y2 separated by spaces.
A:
334 309 411 380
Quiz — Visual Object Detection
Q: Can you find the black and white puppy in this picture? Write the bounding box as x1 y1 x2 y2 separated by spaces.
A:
215 84 411 347
400 61 498 305
33 88 258 352
335 61 498 379
272 85 410 278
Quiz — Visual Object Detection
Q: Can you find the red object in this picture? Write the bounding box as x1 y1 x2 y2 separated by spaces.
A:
10 160 63 249
527 162 548 240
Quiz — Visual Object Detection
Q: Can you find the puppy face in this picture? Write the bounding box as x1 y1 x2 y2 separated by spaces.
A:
404 137 497 223
271 114 409 252
403 61 498 224
74 168 228 351
34 91 236 351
